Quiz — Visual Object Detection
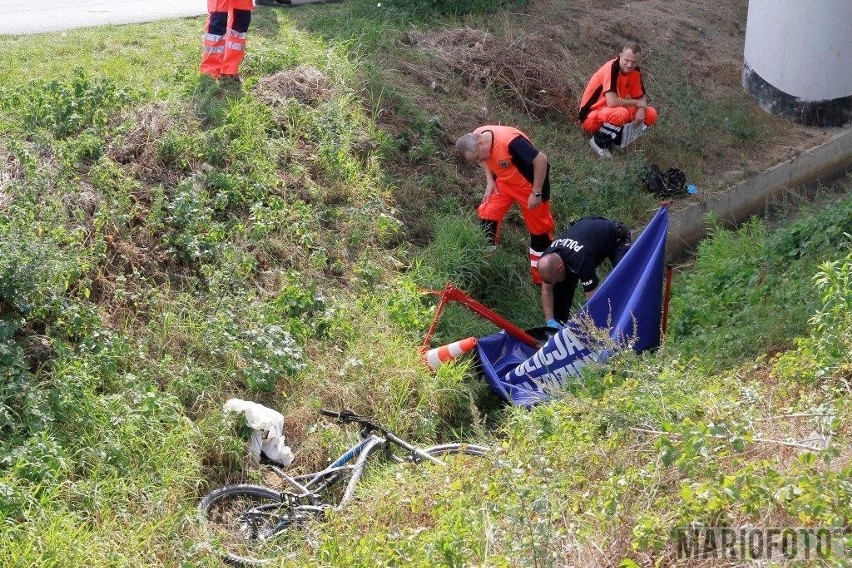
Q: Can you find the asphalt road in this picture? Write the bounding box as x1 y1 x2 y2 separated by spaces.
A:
0 0 207 36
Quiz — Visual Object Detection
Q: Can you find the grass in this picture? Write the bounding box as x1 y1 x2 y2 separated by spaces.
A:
0 1 850 566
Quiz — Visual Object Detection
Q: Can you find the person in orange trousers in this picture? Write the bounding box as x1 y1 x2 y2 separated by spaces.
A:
456 125 556 284
579 41 658 159
200 0 254 82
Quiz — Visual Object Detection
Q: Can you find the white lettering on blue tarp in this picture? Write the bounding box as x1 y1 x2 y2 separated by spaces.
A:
509 328 600 385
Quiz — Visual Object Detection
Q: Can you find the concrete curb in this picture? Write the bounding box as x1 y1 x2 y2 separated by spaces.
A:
665 127 852 261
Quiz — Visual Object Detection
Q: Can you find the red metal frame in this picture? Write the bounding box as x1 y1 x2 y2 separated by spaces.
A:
661 264 673 336
421 283 538 351
659 202 673 339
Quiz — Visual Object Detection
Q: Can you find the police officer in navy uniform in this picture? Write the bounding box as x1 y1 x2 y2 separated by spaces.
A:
537 217 632 327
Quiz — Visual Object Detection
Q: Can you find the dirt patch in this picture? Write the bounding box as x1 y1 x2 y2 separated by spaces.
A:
254 65 333 106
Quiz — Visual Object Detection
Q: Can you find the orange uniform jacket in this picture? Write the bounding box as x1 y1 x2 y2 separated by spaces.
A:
579 57 646 123
474 125 539 196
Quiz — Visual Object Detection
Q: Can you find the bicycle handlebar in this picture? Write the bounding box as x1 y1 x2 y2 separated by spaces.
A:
320 408 384 433
318 409 445 465
320 408 361 422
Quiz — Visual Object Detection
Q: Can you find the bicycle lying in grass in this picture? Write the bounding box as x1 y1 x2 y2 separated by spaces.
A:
198 408 488 566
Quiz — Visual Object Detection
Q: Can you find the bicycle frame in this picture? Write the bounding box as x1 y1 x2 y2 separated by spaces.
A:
266 433 380 509
270 423 443 509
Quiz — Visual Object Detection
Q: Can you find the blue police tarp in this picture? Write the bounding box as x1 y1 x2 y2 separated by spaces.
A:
476 205 668 406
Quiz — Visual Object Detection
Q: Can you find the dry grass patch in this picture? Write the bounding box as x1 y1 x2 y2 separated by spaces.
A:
0 146 23 196
106 103 194 185
108 103 173 165
405 27 576 118
254 65 333 107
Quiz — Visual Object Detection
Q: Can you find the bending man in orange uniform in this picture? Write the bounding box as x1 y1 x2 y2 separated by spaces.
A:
579 42 658 159
456 126 556 284
200 0 253 82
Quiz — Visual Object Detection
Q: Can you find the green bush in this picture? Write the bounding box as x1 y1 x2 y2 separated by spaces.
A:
162 179 224 263
669 196 852 370
0 337 32 441
775 243 852 386
1 431 70 485
239 324 307 391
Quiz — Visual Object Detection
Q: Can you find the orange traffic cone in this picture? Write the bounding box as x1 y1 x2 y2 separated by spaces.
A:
424 336 477 370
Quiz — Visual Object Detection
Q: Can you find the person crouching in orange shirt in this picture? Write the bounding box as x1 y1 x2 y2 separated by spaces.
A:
200 0 253 83
456 125 556 284
579 42 658 159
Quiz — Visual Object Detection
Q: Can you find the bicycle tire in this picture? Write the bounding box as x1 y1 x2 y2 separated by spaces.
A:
423 443 489 459
198 483 323 566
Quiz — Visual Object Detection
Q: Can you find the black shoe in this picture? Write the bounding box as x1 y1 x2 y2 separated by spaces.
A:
255 0 278 5
218 75 243 88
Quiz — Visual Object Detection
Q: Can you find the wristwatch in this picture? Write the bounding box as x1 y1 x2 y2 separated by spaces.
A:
533 191 542 197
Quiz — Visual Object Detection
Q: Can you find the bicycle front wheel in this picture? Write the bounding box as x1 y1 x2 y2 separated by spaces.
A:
420 443 489 471
198 484 323 566
423 443 489 459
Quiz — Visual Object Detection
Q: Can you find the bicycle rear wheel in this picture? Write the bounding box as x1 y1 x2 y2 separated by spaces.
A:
198 484 323 566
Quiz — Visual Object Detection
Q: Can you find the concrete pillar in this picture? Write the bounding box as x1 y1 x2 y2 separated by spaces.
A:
743 0 852 127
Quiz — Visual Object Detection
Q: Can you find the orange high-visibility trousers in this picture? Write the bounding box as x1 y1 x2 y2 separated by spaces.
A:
477 179 555 283
581 105 658 134
476 180 555 237
200 0 253 79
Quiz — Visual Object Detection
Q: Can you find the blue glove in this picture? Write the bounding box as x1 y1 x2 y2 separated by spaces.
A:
545 319 561 329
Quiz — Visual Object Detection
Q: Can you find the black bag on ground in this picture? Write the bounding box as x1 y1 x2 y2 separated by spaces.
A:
644 164 687 196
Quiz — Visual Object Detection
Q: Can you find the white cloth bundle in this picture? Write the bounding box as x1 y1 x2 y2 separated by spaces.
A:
223 398 295 467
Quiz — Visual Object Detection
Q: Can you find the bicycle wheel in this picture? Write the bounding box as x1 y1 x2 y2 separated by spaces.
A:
198 484 323 566
423 443 489 460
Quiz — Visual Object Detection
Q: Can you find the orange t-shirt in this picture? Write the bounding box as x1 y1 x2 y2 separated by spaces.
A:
578 57 646 122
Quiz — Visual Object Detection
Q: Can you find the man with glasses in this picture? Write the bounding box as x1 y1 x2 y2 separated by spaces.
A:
455 126 556 284
579 42 658 159
537 217 632 327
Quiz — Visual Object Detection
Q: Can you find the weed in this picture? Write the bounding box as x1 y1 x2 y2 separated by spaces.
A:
10 68 135 139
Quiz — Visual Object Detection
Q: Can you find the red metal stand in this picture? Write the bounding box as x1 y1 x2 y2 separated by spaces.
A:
421 283 538 351
661 264 673 337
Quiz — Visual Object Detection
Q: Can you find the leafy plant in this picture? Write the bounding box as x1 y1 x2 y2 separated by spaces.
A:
11 68 135 139
775 239 852 386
